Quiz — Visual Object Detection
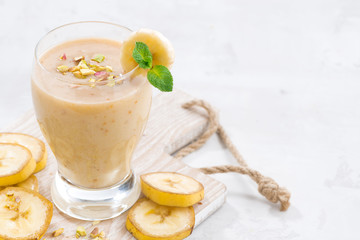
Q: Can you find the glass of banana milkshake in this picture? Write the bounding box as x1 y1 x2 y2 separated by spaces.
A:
31 22 154 220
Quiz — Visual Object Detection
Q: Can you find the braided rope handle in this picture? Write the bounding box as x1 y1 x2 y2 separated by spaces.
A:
174 100 291 211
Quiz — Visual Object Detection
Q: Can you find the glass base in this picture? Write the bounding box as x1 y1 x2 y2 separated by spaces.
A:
51 171 140 220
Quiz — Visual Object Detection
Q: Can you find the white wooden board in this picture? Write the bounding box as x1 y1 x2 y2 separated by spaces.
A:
4 89 227 239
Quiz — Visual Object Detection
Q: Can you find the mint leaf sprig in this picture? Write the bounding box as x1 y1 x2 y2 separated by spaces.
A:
132 42 173 92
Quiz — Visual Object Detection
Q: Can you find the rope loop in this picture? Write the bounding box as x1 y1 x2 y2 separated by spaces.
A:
176 100 291 211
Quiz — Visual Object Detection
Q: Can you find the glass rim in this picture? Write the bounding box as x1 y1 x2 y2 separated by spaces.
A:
34 21 137 86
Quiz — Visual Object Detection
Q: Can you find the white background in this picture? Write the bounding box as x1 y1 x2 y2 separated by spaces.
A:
0 0 360 239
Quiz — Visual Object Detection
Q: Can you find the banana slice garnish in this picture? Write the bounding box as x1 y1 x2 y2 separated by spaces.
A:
0 187 53 239
0 133 47 173
126 198 195 240
119 29 175 74
0 143 36 186
141 172 204 207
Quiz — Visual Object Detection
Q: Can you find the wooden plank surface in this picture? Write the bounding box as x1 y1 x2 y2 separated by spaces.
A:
4 90 227 239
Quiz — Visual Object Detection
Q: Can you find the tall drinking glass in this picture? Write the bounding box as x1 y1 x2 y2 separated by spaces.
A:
31 22 152 220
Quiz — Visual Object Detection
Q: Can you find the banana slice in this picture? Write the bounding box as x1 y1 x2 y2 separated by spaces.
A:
0 187 53 239
141 172 204 207
15 175 39 192
126 198 195 240
0 175 39 192
0 143 36 186
120 29 175 73
0 133 47 173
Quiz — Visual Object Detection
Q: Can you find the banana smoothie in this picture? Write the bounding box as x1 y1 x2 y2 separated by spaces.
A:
32 38 152 188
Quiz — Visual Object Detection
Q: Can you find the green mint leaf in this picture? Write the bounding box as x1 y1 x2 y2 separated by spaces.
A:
91 54 105 63
132 42 152 69
147 65 173 92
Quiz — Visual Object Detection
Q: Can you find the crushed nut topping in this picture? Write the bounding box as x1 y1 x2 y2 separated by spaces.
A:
99 231 105 238
90 227 99 238
56 53 119 87
80 69 96 76
91 54 105 63
105 66 113 72
94 71 109 81
60 53 67 60
74 56 85 62
73 71 85 79
78 59 89 69
69 66 80 72
52 228 64 237
89 227 106 239
57 65 69 74
75 226 86 238
90 65 106 72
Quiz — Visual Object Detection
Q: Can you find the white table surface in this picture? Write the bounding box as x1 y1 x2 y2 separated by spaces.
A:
1 0 359 239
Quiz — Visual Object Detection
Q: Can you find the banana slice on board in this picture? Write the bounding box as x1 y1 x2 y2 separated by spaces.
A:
120 29 175 74
0 143 36 186
16 175 39 192
0 187 53 240
0 133 47 173
0 175 39 192
141 172 204 207
126 198 195 240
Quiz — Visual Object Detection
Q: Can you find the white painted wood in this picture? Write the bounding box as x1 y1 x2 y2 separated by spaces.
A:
4 90 227 239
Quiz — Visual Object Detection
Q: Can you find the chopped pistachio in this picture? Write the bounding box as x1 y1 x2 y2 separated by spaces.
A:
73 71 86 79
94 71 109 81
60 53 67 60
57 65 69 74
90 227 99 238
90 65 106 72
69 66 80 72
78 59 89 69
75 226 86 238
105 66 113 72
91 54 105 63
52 228 64 237
90 229 106 239
74 56 85 62
80 69 96 76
